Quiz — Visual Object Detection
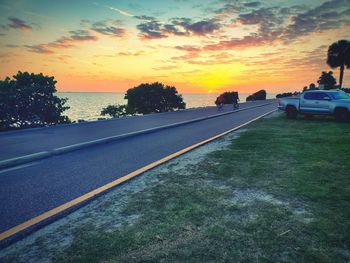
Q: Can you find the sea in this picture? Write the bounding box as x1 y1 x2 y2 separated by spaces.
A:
58 92 277 121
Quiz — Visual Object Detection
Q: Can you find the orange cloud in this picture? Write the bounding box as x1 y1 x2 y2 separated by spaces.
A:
7 17 33 32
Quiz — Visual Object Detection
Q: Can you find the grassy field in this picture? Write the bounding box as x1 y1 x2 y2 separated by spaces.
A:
50 114 350 263
4 113 349 262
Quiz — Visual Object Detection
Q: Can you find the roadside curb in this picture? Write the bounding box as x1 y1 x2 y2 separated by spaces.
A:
0 102 275 169
0 100 275 136
0 152 51 169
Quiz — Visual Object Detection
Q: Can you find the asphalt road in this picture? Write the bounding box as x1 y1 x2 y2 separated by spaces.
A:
0 102 276 237
0 100 272 161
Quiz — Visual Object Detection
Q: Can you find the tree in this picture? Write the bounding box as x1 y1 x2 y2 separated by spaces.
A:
0 71 70 131
309 83 316 90
246 89 266 101
125 82 185 114
327 39 350 88
101 82 186 118
317 71 336 89
101 104 131 118
302 83 317 92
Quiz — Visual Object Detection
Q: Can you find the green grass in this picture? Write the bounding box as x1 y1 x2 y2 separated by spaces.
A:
55 114 350 263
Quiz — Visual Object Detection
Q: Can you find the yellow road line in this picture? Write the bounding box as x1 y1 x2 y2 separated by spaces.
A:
0 109 277 242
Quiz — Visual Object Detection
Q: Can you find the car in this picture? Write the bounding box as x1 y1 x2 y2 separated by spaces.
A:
278 90 350 121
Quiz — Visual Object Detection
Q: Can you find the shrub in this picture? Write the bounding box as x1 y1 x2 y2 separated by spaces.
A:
125 82 185 114
246 89 266 101
317 71 336 89
0 71 70 131
101 104 131 118
101 82 186 118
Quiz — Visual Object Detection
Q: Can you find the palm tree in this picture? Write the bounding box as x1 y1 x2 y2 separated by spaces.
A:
327 39 350 88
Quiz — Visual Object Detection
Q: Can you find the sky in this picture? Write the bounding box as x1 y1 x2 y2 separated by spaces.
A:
0 0 349 94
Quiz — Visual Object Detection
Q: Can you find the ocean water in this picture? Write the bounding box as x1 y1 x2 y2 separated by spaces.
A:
58 92 276 121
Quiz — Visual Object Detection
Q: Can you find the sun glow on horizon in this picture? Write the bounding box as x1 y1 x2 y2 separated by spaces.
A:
1 0 349 94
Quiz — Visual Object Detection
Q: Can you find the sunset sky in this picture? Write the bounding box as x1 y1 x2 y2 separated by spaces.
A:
0 0 349 94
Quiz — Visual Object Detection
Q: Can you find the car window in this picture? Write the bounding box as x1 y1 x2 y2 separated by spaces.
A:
329 92 350 100
317 93 331 100
304 92 317 100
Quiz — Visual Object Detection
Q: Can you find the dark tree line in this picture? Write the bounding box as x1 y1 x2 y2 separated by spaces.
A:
276 92 300 98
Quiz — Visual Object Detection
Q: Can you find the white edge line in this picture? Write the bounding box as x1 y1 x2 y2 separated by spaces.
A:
0 163 38 174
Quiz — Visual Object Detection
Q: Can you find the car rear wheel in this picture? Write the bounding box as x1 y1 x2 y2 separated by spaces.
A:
334 108 350 122
286 106 298 119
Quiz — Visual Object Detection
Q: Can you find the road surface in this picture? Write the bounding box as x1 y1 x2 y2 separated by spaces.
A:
0 100 272 161
0 101 276 244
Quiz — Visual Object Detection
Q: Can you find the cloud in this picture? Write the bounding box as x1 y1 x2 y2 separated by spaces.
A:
175 45 201 52
204 0 349 51
48 30 97 48
153 65 178 70
5 44 18 48
240 45 328 75
137 20 168 39
186 57 235 65
237 0 350 44
213 1 256 17
172 45 201 60
136 17 222 40
67 30 97 41
172 47 236 65
134 15 156 21
238 8 278 25
26 30 98 54
81 20 126 37
282 0 350 40
244 2 261 8
163 24 188 36
175 51 236 65
91 22 126 37
108 6 134 17
117 51 145 56
171 53 200 61
92 26 126 37
171 18 222 36
24 44 54 54
204 34 268 51
236 7 285 42
7 17 32 32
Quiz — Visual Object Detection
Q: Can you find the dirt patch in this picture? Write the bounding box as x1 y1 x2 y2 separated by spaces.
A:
228 189 313 223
